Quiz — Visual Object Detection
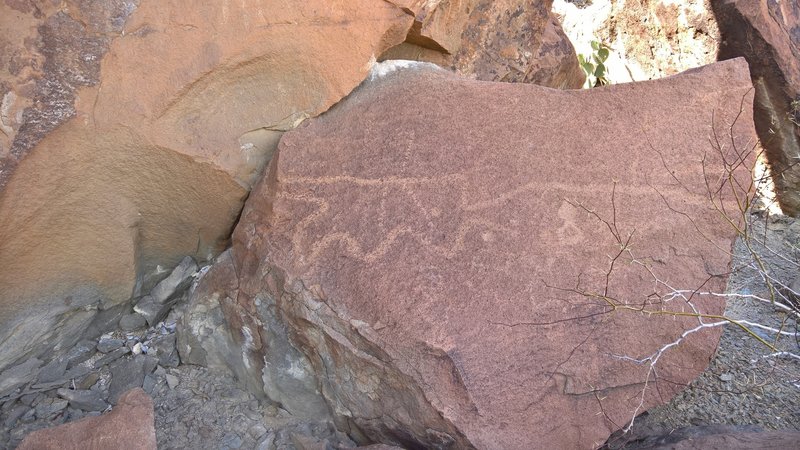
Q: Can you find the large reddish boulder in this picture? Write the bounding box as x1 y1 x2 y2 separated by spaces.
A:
712 0 800 215
182 59 756 449
17 388 156 450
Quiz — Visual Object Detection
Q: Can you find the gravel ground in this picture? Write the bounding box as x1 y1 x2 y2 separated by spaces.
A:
0 304 358 450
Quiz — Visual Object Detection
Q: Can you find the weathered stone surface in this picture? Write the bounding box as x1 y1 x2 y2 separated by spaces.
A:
177 250 240 370
712 0 800 215
148 256 197 304
0 0 422 373
195 59 755 449
17 388 156 450
382 0 585 88
97 338 125 354
450 0 584 87
0 358 41 398
0 0 137 188
56 388 109 412
149 334 179 368
554 0 720 84
389 0 477 56
109 355 157 405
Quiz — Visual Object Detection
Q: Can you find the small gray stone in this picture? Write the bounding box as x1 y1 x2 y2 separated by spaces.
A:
20 406 36 423
151 334 180 368
65 340 98 369
165 374 180 389
248 423 268 439
4 404 30 427
150 256 198 304
142 374 157 395
119 313 147 331
19 392 41 407
221 432 243 449
0 358 42 398
109 357 146 404
95 347 131 367
154 365 167 377
62 364 92 381
96 338 125 353
77 372 100 390
143 355 159 375
108 355 157 404
256 433 275 450
133 295 166 327
34 398 68 419
36 358 68 384
720 373 734 382
29 380 68 390
57 388 109 412
64 407 85 422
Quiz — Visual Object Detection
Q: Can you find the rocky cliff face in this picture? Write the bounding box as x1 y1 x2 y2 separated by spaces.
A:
712 0 800 216
382 0 586 88
179 58 756 449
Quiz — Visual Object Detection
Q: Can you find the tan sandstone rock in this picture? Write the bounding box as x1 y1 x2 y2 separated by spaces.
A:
17 388 156 450
183 59 756 449
712 0 800 215
0 0 417 372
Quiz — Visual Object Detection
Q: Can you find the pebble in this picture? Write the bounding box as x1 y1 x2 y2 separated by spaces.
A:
109 357 146 404
56 388 109 412
142 374 157 395
19 393 39 407
96 338 125 354
64 341 97 369
34 399 67 420
256 433 275 450
221 432 243 449
94 347 130 367
3 405 29 428
165 374 180 390
77 372 100 390
248 423 268 439
35 358 67 384
119 313 147 332
720 373 734 382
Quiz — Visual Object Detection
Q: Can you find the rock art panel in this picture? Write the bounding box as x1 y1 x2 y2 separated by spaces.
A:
185 59 756 449
712 0 800 215
0 0 418 373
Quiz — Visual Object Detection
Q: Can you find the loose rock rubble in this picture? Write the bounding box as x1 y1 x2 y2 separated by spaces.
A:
0 307 180 449
0 274 372 450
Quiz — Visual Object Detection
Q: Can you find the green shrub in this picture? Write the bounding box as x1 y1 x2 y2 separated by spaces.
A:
579 40 611 88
